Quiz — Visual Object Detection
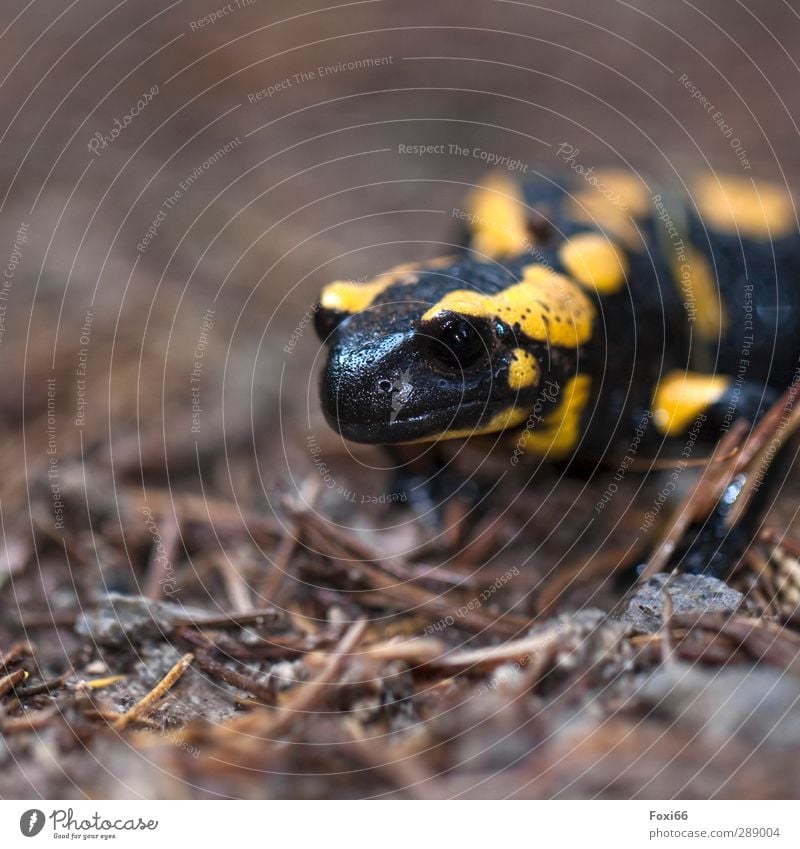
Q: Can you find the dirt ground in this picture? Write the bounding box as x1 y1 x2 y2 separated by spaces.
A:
1 0 800 799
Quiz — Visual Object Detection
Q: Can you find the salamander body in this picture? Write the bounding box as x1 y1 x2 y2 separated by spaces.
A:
316 171 800 467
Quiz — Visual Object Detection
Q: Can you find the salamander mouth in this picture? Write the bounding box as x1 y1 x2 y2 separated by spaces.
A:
325 399 489 444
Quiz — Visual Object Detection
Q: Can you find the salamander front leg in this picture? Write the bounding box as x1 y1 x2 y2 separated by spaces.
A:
650 371 782 577
382 444 484 533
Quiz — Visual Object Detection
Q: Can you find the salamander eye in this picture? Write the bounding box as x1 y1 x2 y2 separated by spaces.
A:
427 316 485 370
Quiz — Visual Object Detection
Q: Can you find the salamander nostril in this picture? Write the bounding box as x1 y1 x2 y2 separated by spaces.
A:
377 378 393 394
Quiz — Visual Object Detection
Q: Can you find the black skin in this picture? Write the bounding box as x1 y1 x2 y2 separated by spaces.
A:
316 256 574 445
315 173 800 577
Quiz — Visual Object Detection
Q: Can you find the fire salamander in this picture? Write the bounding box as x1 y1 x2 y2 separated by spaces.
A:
314 170 800 575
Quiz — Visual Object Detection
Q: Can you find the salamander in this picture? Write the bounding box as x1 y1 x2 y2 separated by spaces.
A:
314 170 800 574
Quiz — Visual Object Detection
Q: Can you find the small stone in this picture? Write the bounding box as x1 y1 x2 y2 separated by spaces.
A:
75 593 207 646
616 572 743 633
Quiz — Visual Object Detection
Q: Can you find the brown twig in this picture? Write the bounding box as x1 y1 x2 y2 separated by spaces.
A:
112 653 194 731
659 584 675 663
171 607 282 629
427 623 570 671
762 527 800 560
358 637 446 663
0 642 32 672
300 513 529 637
176 624 342 661
536 540 644 615
9 675 66 699
640 420 748 580
295 503 475 592
246 619 367 740
0 668 28 697
259 477 322 604
341 717 439 799
1 708 59 733
194 650 276 705
14 611 82 629
726 388 800 528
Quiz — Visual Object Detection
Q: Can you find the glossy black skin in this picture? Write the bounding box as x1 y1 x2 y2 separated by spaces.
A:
318 177 800 458
317 257 570 444
685 205 800 390
317 203 684 461
513 175 800 390
315 174 800 575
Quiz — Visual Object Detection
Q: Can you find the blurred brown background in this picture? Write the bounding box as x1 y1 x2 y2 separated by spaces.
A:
2 0 800 800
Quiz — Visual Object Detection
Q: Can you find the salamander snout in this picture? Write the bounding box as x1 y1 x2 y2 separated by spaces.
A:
320 333 416 443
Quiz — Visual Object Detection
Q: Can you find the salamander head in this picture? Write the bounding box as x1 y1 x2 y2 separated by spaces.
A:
314 258 569 444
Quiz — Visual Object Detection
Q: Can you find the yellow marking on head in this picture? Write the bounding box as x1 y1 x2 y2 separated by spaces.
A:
320 256 457 314
558 232 629 294
320 278 396 313
692 175 795 240
421 265 594 348
466 173 530 258
516 374 592 458
652 370 730 436
508 349 540 390
673 247 726 340
406 405 530 443
421 290 489 321
440 405 531 440
566 169 649 249
508 265 595 346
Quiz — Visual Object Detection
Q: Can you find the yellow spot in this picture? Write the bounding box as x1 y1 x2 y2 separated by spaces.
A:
673 247 726 340
407 405 531 442
692 174 795 240
508 349 540 390
319 255 456 314
558 232 629 294
593 169 651 217
320 278 396 313
566 169 650 248
652 370 730 436
466 173 530 258
421 289 489 321
421 265 595 348
517 374 592 458
440 405 531 440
